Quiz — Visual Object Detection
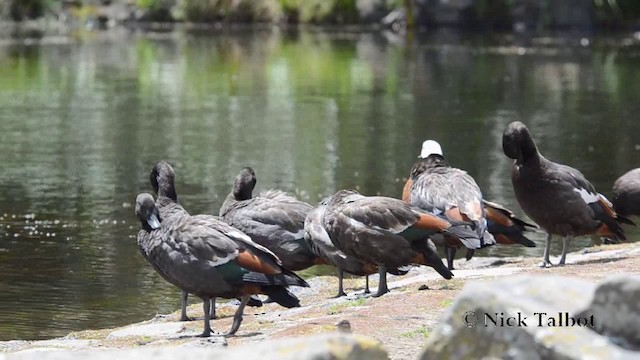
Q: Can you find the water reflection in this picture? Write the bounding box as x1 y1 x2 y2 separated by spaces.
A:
0 28 639 340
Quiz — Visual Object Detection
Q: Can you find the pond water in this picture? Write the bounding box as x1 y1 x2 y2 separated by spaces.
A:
0 28 639 341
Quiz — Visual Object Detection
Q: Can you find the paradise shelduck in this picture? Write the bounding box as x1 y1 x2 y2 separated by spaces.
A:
304 198 409 297
502 121 632 267
219 167 326 271
150 161 261 321
135 192 308 337
322 189 481 297
612 168 640 218
402 140 496 270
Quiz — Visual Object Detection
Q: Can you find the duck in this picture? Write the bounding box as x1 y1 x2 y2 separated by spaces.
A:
304 198 409 297
322 189 482 297
219 167 326 271
402 140 496 270
403 161 538 267
149 161 261 321
612 168 640 218
502 121 632 267
135 192 308 337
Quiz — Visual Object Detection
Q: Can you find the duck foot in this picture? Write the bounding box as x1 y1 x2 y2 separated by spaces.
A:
333 291 347 298
372 289 389 298
539 260 554 268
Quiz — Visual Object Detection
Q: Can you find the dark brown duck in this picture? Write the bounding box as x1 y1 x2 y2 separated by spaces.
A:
322 190 482 297
219 167 326 271
304 198 409 297
502 121 632 267
612 168 640 218
135 193 308 337
150 161 261 321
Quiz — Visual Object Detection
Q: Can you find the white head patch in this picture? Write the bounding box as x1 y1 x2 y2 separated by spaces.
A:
420 140 443 158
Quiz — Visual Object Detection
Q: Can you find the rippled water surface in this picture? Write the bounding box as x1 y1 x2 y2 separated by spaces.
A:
1 28 639 340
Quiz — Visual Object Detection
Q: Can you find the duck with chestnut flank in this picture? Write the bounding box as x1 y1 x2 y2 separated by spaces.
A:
402 140 497 270
502 121 632 267
322 190 482 297
612 168 640 218
219 167 326 271
404 170 538 267
135 193 308 337
304 198 409 297
150 161 261 321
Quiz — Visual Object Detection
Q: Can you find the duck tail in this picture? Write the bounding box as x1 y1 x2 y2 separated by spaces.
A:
617 214 636 226
493 232 537 247
261 287 301 308
592 195 628 241
242 269 309 288
442 218 491 250
411 239 453 279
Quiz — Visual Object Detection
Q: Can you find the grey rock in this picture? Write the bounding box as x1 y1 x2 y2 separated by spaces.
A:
419 275 639 360
1 333 388 360
106 322 187 339
575 275 640 350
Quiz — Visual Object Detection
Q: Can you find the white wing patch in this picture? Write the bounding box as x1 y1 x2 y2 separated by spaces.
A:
573 187 599 204
207 249 238 267
347 217 391 234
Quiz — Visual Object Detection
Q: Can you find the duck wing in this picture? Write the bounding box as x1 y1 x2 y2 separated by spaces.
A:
305 203 376 276
409 167 490 245
220 191 319 270
549 161 629 240
175 215 308 287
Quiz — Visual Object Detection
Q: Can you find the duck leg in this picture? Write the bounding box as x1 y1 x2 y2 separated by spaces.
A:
374 266 389 297
199 298 213 337
465 249 475 261
363 275 370 294
540 233 553 268
558 236 571 265
180 291 192 321
226 296 250 336
210 297 216 320
335 268 347 298
446 246 456 270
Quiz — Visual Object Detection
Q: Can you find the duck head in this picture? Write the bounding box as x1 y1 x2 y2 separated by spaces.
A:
414 140 449 176
326 189 361 208
150 161 177 201
502 121 538 164
233 167 257 201
135 193 161 231
420 140 443 158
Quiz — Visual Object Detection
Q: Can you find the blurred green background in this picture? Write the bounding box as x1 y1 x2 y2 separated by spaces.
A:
2 0 640 31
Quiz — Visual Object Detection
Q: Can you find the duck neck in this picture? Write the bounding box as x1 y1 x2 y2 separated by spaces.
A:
424 154 450 169
518 135 540 166
157 179 177 202
233 182 254 201
219 192 237 216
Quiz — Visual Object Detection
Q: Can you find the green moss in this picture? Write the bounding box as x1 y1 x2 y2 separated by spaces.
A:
400 326 430 338
327 297 368 314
